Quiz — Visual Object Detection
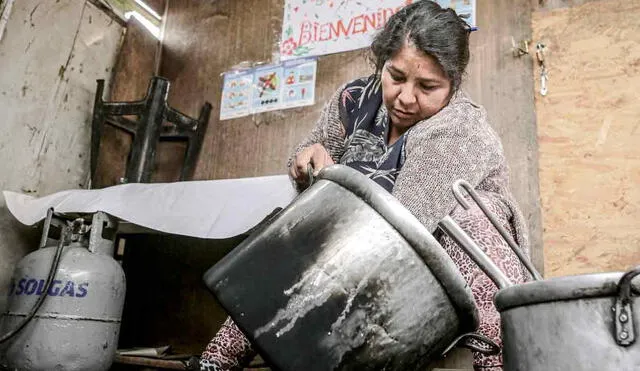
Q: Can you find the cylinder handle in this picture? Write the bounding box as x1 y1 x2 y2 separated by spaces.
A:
452 179 542 281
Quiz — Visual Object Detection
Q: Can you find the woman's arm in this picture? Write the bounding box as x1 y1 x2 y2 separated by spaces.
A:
288 84 348 185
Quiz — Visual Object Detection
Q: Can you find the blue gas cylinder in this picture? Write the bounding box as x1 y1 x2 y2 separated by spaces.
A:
0 212 125 371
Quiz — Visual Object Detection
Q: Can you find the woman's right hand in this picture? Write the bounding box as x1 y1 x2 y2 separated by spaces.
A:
289 143 335 186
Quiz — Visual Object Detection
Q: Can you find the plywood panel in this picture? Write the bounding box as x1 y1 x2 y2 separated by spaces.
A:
532 0 599 10
533 0 640 277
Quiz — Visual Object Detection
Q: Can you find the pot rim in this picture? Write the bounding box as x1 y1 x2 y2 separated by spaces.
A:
495 272 640 311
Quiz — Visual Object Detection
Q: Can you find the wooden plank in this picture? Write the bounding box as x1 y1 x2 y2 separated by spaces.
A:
142 0 166 16
532 0 640 276
426 348 474 370
113 355 187 370
465 0 544 273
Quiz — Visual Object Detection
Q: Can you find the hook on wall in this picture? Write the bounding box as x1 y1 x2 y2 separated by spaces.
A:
536 43 548 96
512 37 550 96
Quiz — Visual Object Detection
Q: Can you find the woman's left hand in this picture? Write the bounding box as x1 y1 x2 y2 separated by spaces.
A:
289 143 335 185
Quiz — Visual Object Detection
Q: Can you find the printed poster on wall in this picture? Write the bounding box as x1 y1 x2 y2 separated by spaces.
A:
437 0 476 28
280 0 476 61
220 58 318 120
252 64 284 114
220 70 253 120
282 58 317 108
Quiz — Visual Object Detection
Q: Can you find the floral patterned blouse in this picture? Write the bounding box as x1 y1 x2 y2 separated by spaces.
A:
338 76 407 193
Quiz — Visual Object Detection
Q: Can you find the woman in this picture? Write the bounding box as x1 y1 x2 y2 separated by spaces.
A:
201 1 530 370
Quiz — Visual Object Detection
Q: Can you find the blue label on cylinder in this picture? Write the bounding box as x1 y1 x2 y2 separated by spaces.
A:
9 278 89 298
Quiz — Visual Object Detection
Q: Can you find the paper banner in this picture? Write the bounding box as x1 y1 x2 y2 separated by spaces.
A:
280 0 476 60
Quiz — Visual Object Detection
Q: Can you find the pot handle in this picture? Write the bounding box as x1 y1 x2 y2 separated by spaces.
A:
307 163 315 187
452 180 542 281
438 215 513 290
614 265 640 346
442 332 501 356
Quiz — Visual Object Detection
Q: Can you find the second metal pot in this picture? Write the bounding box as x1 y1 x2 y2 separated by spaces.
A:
439 179 640 371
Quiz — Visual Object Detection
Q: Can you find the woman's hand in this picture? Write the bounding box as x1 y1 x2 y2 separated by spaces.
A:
289 143 335 185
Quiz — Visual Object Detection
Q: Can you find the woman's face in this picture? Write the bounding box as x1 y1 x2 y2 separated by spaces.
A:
381 42 452 130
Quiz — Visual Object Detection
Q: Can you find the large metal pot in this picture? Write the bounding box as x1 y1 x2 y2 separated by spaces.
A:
439 180 640 371
203 165 486 371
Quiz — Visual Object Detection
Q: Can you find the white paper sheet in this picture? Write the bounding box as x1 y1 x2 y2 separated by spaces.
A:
3 175 297 239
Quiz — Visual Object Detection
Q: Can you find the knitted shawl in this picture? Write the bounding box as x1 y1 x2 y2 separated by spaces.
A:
289 76 529 254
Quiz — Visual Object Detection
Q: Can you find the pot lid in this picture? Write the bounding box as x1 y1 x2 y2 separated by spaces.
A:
495 272 640 312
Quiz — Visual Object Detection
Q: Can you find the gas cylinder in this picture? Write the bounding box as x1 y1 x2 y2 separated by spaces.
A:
0 211 126 371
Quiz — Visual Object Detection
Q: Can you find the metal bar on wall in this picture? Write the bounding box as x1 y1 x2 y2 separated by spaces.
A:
0 0 15 42
86 0 127 27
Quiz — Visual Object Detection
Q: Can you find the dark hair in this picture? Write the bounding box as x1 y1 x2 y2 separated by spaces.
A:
370 1 471 92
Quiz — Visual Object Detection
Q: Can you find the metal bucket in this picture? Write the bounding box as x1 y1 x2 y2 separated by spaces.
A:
203 165 484 371
438 180 640 371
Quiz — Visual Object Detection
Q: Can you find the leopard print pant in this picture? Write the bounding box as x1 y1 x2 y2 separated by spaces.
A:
438 192 531 371
200 317 255 371
201 193 530 371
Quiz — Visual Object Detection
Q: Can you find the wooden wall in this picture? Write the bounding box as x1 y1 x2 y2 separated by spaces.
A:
532 0 640 276
464 0 543 272
159 0 368 180
0 0 122 312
